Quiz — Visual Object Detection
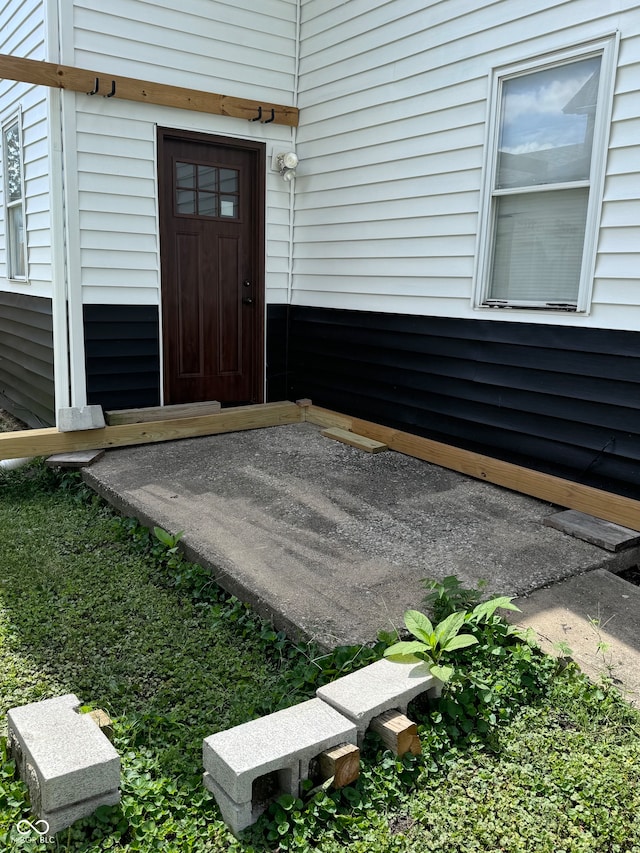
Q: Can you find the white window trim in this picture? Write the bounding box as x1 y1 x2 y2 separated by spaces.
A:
2 107 28 283
473 34 619 315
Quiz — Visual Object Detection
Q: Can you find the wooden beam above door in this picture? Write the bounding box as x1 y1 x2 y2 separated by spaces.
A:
0 54 299 127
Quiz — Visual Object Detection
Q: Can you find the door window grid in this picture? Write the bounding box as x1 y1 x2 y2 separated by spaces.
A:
175 162 239 219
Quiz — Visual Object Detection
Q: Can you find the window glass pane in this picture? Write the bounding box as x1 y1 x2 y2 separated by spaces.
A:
198 192 217 217
8 204 25 278
4 122 22 202
220 196 238 218
175 162 196 187
496 56 601 189
489 188 588 302
198 165 217 191
176 189 196 214
219 169 238 193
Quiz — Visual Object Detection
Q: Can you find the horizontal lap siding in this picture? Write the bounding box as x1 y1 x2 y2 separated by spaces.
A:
84 304 160 409
295 0 640 331
266 304 289 401
72 0 297 102
0 0 51 296
287 307 640 498
68 0 298 307
0 291 54 425
74 105 160 306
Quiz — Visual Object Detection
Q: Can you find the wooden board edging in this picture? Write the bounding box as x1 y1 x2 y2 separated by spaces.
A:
0 401 303 460
3 398 637 531
304 405 640 531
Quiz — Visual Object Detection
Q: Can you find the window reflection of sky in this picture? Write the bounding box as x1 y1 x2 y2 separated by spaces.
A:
499 57 600 156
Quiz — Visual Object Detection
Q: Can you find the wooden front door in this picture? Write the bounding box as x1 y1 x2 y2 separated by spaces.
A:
158 129 265 405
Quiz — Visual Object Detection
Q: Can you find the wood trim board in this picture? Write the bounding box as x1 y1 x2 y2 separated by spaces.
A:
0 402 303 459
0 54 299 127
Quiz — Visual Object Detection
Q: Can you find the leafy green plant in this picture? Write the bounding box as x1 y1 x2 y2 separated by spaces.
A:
384 596 521 682
153 526 184 551
422 575 488 621
384 610 479 682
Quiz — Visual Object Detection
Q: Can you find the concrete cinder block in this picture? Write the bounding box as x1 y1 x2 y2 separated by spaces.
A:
57 406 105 432
203 772 255 836
40 789 121 835
7 694 120 834
202 697 357 830
316 658 442 744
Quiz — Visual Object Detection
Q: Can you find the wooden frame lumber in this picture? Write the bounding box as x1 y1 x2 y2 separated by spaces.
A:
304 405 640 531
370 710 421 757
3 397 637 531
0 54 298 127
317 743 360 788
0 402 302 461
105 401 221 425
321 426 388 454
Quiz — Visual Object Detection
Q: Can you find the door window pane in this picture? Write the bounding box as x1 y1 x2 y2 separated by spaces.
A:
198 192 217 216
198 165 216 190
219 169 238 193
176 190 196 214
176 162 196 187
220 196 238 218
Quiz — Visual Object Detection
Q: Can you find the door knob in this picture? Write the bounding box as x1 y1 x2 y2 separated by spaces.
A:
242 296 253 304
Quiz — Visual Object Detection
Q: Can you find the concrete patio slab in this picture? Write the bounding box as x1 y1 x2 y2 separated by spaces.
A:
82 422 640 651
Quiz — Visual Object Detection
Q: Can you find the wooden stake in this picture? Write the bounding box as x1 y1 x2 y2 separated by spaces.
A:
318 743 360 788
370 710 421 756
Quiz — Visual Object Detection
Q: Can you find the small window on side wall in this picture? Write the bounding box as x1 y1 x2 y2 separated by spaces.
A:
2 114 26 280
474 36 618 313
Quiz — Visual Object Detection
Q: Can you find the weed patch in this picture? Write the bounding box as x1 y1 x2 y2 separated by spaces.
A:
0 464 639 852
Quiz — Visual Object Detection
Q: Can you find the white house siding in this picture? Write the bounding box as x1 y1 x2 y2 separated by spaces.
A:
60 0 298 308
0 0 51 298
295 0 640 331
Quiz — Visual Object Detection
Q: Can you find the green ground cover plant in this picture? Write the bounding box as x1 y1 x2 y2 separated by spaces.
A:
1 463 639 852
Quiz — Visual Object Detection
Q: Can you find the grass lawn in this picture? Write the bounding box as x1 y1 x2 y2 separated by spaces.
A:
1 463 639 852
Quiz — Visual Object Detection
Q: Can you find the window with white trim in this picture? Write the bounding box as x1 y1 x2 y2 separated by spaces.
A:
475 38 617 312
2 115 26 280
